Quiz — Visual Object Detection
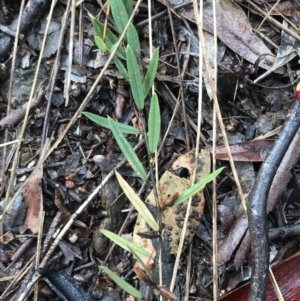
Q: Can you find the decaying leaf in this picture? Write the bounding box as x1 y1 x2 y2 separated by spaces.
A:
133 148 210 255
20 141 50 233
212 139 274 162
160 0 275 70
20 166 43 234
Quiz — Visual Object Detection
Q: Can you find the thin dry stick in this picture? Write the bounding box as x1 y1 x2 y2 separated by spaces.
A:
78 3 84 65
182 37 193 301
33 211 45 301
244 0 300 43
64 0 76 106
264 1 299 34
165 0 190 149
212 0 218 299
0 140 22 147
1 0 144 225
197 2 247 215
185 244 193 301
170 0 205 292
256 0 280 31
42 0 72 146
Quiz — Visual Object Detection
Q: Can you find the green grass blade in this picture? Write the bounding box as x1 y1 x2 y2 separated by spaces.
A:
143 48 159 97
92 18 126 59
92 18 105 37
116 171 159 231
101 229 150 258
110 0 140 53
126 23 140 54
100 266 142 298
114 57 129 81
82 112 139 135
110 0 128 35
148 94 160 153
94 36 108 53
123 0 133 18
173 167 225 206
126 46 144 110
108 117 147 180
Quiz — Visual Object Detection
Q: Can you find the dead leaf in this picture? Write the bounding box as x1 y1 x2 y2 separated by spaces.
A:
20 167 43 234
133 148 210 255
212 139 274 162
20 140 50 233
160 0 275 70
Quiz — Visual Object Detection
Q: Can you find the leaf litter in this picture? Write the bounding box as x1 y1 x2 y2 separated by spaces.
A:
2 0 300 300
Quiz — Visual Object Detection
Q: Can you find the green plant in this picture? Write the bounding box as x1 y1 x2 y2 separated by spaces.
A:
84 0 225 298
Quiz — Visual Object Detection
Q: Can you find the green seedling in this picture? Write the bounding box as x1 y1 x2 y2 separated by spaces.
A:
100 229 151 259
115 171 159 231
173 167 225 206
82 112 139 135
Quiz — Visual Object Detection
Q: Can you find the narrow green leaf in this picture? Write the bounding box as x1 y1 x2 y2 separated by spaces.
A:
108 117 147 180
126 23 140 54
110 0 128 34
82 112 139 135
114 57 129 81
126 46 145 110
148 94 160 153
116 171 159 231
92 18 105 37
173 167 225 206
101 229 150 258
110 0 140 53
122 0 133 18
143 48 159 98
95 36 108 52
100 266 142 298
92 18 126 59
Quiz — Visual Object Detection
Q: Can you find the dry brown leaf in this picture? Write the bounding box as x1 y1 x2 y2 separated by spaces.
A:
160 0 275 70
133 148 210 255
20 167 43 234
212 139 275 162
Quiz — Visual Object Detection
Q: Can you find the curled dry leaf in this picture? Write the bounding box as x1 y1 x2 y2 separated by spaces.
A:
133 148 210 255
